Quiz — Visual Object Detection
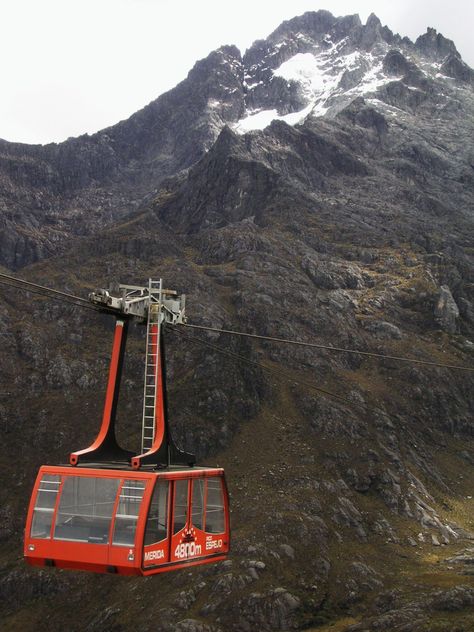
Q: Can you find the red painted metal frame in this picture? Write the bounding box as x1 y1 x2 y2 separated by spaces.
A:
24 465 230 576
131 323 195 470
69 318 133 465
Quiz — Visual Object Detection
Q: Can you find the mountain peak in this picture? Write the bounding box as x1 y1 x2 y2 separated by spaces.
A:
366 13 382 28
415 27 460 60
270 10 336 41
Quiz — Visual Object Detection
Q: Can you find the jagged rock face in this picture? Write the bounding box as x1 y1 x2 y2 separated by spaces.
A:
0 10 472 270
0 46 245 268
236 10 471 131
0 9 473 632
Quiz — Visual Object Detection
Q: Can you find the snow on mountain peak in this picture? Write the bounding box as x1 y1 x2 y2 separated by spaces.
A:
275 52 327 95
234 43 398 134
204 10 474 137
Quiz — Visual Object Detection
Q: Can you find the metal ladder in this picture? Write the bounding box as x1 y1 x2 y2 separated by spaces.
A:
141 279 162 453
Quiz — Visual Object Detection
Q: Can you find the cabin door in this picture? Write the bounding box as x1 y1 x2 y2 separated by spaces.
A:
108 479 147 569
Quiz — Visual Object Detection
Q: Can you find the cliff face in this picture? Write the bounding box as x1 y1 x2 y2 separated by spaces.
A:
0 10 473 632
0 44 246 269
2 10 472 271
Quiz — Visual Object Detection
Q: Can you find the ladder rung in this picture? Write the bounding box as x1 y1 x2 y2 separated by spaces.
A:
144 299 161 454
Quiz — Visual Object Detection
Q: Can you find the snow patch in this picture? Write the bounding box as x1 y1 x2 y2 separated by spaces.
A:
234 102 315 134
236 46 399 134
245 80 264 89
274 53 327 96
341 51 362 68
234 109 279 133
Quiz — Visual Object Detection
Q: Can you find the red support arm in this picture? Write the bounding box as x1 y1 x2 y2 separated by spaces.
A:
131 325 195 470
70 318 133 465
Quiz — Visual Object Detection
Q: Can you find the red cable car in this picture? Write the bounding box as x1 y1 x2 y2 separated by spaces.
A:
24 281 230 575
25 466 229 575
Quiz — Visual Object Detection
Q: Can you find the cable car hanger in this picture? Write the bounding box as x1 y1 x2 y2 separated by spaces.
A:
70 280 195 469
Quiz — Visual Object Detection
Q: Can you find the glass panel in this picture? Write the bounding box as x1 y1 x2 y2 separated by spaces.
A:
191 479 205 531
173 480 188 535
205 478 225 534
112 480 146 547
53 476 120 544
144 480 169 546
31 474 61 539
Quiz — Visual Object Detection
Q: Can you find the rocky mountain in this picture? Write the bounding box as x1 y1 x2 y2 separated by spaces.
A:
0 10 474 632
2 10 473 271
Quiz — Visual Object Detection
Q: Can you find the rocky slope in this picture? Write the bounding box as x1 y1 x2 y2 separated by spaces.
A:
2 10 473 272
0 10 473 632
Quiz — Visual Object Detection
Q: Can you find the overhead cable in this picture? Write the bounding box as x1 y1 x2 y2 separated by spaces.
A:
1 272 472 373
181 323 474 373
0 272 112 314
169 326 353 406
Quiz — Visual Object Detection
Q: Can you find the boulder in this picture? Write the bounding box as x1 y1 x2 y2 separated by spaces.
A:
434 285 459 333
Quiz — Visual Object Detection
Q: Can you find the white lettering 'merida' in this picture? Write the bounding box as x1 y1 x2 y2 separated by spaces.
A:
144 549 165 562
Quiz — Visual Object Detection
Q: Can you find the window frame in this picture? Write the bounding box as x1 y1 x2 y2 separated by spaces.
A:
204 477 226 535
143 479 170 547
29 473 150 547
30 474 62 540
172 478 190 535
112 479 147 547
52 475 121 545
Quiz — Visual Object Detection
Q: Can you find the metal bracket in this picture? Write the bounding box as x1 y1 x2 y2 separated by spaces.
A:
89 279 186 324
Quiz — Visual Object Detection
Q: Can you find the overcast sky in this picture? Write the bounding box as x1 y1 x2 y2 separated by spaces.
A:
1 0 472 145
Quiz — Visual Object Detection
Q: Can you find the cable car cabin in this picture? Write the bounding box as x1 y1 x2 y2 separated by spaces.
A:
23 281 230 576
24 465 230 576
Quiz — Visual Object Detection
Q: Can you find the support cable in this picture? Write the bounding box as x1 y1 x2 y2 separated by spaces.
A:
181 323 474 373
1 272 472 373
168 327 353 406
168 328 441 442
0 272 114 315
